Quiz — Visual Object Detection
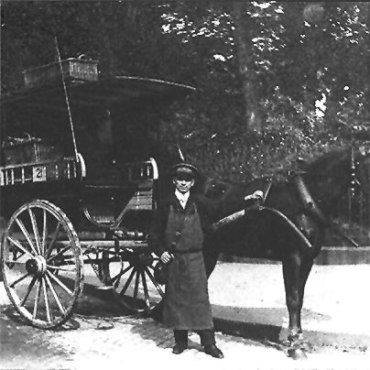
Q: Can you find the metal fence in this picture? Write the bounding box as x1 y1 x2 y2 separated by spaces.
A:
329 188 370 247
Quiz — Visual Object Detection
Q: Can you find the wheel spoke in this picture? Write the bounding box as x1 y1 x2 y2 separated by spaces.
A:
46 270 74 296
47 265 76 273
133 271 140 299
47 246 71 263
140 271 150 309
33 278 42 319
28 208 41 255
146 257 160 272
98 252 164 314
145 266 165 297
42 277 52 323
120 267 136 295
110 265 132 284
20 276 37 306
5 260 26 265
15 218 38 256
45 274 66 315
41 209 48 256
7 236 34 258
9 272 31 288
45 222 61 259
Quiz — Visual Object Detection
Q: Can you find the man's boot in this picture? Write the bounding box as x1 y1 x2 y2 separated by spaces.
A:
199 329 224 359
172 330 188 354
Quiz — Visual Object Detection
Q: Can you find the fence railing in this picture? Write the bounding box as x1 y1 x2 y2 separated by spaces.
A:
328 188 370 247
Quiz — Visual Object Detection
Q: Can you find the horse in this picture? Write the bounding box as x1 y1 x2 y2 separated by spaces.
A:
195 146 370 357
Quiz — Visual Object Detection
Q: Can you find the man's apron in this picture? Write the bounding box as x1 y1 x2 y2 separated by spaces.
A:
163 203 214 330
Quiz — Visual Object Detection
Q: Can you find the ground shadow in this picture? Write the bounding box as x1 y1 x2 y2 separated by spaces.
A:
74 282 133 317
211 304 370 351
1 281 132 331
3 282 369 353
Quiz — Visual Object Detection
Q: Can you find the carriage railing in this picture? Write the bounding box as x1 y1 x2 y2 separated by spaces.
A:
119 157 159 184
0 156 81 187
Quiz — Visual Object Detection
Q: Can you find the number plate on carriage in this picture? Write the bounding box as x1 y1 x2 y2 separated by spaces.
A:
32 166 46 182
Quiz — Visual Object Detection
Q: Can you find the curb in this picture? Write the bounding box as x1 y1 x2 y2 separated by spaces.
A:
220 246 370 265
214 318 370 350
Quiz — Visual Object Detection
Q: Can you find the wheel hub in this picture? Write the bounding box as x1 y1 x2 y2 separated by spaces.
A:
25 256 47 277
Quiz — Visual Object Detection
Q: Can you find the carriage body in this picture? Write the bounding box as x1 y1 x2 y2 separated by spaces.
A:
0 61 195 328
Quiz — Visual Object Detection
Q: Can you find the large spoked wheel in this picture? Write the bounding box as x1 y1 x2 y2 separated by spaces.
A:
97 248 164 314
0 200 84 329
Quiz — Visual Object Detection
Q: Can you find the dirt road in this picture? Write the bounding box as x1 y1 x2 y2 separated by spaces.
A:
1 262 369 370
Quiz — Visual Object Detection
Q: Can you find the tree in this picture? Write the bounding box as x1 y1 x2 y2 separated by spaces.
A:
1 1 369 182
232 2 261 132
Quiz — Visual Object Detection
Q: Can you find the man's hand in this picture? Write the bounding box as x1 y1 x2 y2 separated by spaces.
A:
161 251 174 264
244 190 264 202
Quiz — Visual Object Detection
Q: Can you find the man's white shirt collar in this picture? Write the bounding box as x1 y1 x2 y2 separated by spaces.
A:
175 189 190 209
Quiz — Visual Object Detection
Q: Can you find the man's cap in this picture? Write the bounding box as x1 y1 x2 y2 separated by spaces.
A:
172 162 198 177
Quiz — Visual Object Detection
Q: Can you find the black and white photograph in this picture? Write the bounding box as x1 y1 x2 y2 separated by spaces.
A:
0 1 369 369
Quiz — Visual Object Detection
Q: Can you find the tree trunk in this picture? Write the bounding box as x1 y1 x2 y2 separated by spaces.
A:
232 2 261 132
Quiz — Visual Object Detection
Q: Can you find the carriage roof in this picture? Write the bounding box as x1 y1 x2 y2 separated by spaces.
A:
1 75 195 117
1 74 195 188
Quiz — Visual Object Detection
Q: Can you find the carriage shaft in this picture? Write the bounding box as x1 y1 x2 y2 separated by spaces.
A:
56 240 149 250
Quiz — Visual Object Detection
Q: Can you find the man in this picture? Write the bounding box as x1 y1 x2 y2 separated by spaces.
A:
149 162 224 358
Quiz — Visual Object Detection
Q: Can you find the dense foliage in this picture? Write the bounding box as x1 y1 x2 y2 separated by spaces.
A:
1 1 369 183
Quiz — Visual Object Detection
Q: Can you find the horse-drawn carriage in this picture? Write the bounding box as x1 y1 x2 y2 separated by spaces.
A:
0 59 195 329
2 59 370 359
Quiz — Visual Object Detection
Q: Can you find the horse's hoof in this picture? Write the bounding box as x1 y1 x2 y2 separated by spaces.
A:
287 347 307 360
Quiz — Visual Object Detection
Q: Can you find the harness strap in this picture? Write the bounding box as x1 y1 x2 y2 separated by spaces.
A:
294 175 359 248
211 204 313 251
262 181 273 203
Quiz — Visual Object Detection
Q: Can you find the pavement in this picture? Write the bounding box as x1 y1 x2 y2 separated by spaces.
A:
1 261 370 370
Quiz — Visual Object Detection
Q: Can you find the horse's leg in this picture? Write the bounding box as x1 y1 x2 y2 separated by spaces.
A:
296 257 314 352
282 253 303 341
284 257 314 336
282 252 314 357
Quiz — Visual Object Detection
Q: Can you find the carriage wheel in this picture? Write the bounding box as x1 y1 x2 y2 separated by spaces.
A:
98 249 164 314
0 200 84 329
